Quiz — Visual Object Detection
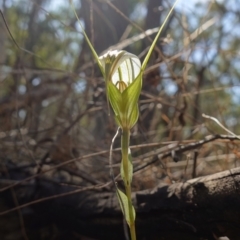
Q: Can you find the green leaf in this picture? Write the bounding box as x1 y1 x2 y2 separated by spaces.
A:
120 148 133 184
70 1 103 74
122 72 142 128
116 187 136 225
142 0 180 70
128 104 139 130
107 82 123 124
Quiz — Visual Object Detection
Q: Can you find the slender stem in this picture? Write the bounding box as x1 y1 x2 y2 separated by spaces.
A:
121 128 136 240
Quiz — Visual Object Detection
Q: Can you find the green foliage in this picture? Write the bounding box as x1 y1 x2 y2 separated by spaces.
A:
116 188 136 225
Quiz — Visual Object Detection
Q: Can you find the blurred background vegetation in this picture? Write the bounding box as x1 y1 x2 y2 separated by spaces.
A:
0 0 240 239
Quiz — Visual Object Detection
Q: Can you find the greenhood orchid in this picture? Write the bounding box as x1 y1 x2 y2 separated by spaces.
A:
71 0 179 130
70 1 179 238
99 50 142 129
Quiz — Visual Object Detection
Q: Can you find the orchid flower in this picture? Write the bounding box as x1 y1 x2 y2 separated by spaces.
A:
99 50 142 129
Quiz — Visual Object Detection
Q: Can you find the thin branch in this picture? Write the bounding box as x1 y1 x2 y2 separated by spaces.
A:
134 135 240 173
202 114 240 140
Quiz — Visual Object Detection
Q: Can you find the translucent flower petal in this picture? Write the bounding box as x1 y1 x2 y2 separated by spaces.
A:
112 56 141 87
99 50 141 92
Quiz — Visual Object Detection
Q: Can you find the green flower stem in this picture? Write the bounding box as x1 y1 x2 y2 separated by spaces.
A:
121 128 136 240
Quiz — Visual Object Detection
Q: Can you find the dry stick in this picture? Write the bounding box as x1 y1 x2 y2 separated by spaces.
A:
202 114 240 140
0 182 111 216
134 135 240 173
192 150 198 178
166 153 236 168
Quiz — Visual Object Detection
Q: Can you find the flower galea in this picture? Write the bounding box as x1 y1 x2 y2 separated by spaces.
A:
99 50 142 129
